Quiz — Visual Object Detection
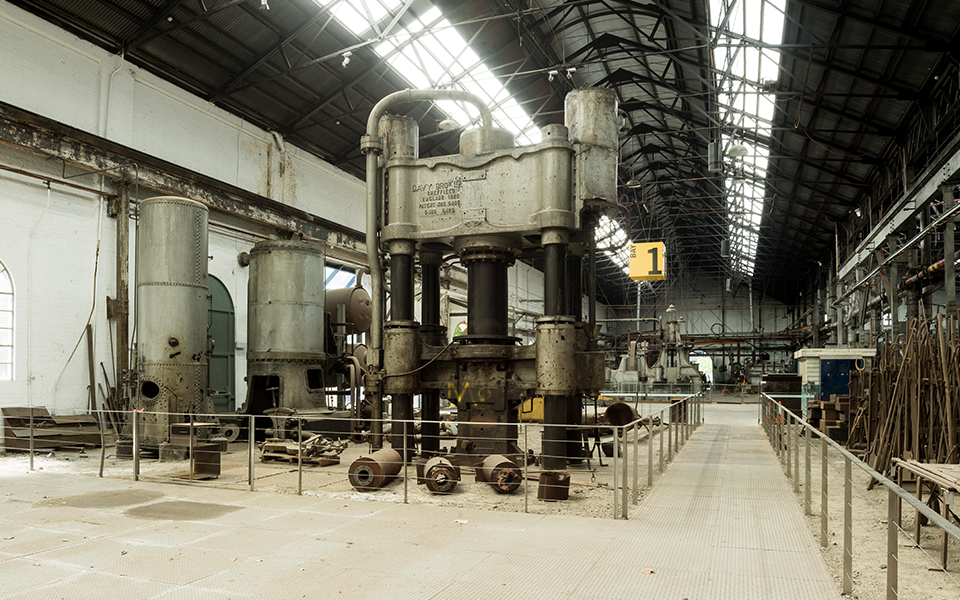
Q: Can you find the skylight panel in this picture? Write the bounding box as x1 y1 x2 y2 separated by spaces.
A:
318 0 540 145
711 0 786 278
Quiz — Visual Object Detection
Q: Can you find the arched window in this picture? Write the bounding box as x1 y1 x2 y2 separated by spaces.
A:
0 261 12 381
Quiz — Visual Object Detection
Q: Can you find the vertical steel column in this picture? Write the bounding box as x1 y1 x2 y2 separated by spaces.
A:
543 242 567 471
390 252 415 457
805 426 812 515
566 247 584 464
586 212 597 329
248 415 255 492
889 237 900 341
821 436 829 548
887 489 898 600
946 211 956 314
843 456 853 595
114 181 130 411
420 250 443 457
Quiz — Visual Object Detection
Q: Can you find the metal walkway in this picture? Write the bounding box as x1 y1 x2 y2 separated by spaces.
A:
611 404 841 599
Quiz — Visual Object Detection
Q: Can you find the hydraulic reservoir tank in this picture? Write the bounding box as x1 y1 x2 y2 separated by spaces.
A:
325 286 372 334
247 240 326 358
136 196 210 445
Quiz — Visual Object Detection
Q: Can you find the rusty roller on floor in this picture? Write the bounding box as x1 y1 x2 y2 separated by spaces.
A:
416 456 460 494
605 401 660 434
348 448 402 491
475 455 522 494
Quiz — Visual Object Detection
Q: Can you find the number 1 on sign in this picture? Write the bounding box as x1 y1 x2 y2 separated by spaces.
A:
628 242 666 281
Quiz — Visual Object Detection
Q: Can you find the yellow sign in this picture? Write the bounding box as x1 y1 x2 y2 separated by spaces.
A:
629 242 666 281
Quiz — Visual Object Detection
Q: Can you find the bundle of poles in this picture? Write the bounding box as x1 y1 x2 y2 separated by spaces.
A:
844 307 960 489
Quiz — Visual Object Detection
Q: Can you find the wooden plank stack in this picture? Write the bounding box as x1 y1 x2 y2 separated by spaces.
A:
2 407 103 451
807 394 851 443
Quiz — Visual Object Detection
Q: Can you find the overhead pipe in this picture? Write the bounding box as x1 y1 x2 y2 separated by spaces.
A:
899 257 960 289
362 89 494 448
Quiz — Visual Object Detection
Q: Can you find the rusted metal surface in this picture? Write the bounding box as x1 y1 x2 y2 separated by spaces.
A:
348 448 402 491
475 455 521 494
416 456 460 494
537 471 571 502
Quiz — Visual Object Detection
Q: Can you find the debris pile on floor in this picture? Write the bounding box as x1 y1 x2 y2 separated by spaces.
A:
259 435 348 466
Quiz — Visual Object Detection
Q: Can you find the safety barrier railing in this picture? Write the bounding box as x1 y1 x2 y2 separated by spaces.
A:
760 393 960 599
6 394 702 519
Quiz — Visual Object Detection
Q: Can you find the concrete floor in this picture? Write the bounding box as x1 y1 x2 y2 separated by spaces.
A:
0 405 838 599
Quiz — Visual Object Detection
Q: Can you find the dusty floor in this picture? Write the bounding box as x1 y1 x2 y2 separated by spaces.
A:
774 425 960 600
0 420 691 520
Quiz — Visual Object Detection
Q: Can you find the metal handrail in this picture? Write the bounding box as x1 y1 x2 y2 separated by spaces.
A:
760 392 960 541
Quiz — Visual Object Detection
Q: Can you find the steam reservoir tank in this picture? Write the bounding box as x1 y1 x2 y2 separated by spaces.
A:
135 196 212 446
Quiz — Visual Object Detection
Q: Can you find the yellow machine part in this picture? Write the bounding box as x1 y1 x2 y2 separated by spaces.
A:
518 396 544 421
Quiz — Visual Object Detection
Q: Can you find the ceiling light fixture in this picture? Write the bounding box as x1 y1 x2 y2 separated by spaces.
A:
341 51 351 68
547 70 558 82
260 0 269 10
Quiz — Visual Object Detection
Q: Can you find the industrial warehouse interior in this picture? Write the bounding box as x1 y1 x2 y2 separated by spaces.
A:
4 0 960 598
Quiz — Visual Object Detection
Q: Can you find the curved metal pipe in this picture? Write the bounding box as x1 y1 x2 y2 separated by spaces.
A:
365 89 493 136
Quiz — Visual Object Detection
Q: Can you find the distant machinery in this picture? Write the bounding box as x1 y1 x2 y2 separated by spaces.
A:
610 305 702 394
362 88 615 471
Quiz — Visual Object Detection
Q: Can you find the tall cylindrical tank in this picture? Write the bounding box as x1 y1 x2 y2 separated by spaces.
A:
248 240 326 357
136 196 210 446
244 239 328 414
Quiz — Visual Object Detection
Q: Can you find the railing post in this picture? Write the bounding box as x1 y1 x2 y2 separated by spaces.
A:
785 411 792 479
622 426 629 518
29 406 34 471
613 425 620 519
189 413 194 482
667 412 673 462
523 423 529 514
403 420 408 505
887 488 898 600
647 413 654 487
248 414 255 492
659 409 664 474
297 416 303 496
632 423 639 505
132 410 140 482
821 436 828 548
805 425 812 515
843 456 853 595
793 414 800 493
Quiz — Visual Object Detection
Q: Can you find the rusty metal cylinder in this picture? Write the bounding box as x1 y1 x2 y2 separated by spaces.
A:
382 321 420 394
348 448 402 491
475 455 522 494
418 456 460 494
537 471 571 502
605 401 638 427
536 317 578 395
325 286 373 334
